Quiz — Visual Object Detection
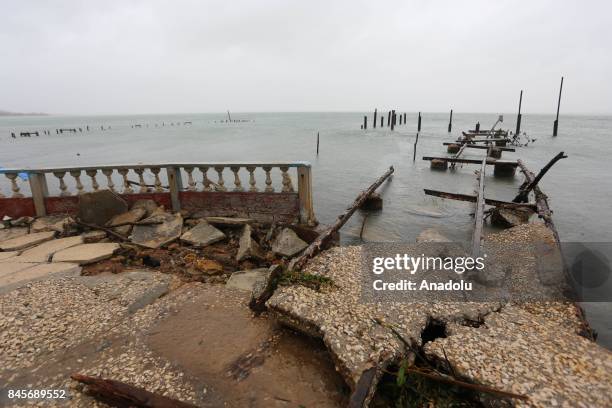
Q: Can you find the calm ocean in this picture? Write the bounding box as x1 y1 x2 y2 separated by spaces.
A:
1 112 610 347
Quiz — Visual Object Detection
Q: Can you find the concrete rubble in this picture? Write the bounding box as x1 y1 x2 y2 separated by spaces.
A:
236 224 264 261
107 207 147 236
16 236 83 263
0 231 56 251
77 190 128 225
226 268 270 291
53 243 120 265
130 213 183 248
271 227 308 257
180 220 226 247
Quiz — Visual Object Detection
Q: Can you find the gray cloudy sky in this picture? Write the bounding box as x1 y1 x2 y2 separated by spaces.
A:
1 0 610 115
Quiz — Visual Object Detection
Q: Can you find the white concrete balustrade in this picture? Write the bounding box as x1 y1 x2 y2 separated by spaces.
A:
0 162 315 224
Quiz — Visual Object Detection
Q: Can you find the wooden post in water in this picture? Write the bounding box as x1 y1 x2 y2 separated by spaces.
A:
316 132 319 155
448 109 453 132
399 113 402 125
363 115 367 130
391 110 396 131
387 111 391 127
373 109 377 129
516 90 523 136
417 112 422 132
403 113 406 124
381 116 384 127
413 133 419 162
475 122 480 132
553 77 563 136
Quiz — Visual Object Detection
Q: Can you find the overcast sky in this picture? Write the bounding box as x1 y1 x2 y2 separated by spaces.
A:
1 0 610 115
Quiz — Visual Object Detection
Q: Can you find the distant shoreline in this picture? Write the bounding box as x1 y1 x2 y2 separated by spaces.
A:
0 110 48 117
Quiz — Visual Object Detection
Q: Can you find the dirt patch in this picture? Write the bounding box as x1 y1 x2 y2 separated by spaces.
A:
146 285 349 407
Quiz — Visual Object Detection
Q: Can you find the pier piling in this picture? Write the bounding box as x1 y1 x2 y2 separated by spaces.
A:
363 116 367 130
553 76 563 136
417 112 422 132
448 109 453 132
516 90 523 136
373 109 377 129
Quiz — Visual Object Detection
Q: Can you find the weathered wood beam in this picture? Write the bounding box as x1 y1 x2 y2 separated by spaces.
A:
424 189 537 210
442 143 515 152
290 166 394 271
423 157 518 167
71 373 199 408
513 152 567 203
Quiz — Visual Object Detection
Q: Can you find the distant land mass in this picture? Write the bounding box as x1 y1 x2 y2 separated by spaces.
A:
0 110 48 116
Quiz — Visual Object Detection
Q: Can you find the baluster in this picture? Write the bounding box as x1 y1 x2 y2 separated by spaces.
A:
150 167 163 192
246 166 258 192
230 166 243 191
184 167 197 191
101 168 115 192
199 166 213 191
117 168 134 194
263 166 274 192
214 166 226 191
5 173 24 198
53 171 70 196
280 166 294 192
134 168 149 193
69 170 85 194
86 169 100 191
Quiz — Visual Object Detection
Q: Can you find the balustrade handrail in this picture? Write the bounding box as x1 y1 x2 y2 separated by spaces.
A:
0 161 311 174
0 161 316 225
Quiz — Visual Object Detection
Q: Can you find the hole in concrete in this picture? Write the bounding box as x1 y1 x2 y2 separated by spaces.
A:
460 317 485 328
421 318 447 344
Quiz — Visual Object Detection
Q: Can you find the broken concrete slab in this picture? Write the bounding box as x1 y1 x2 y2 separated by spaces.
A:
236 224 265 261
180 220 225 247
424 305 612 407
0 231 56 252
0 227 29 242
271 228 308 257
131 199 159 217
127 282 169 313
107 207 147 236
17 236 84 263
81 230 107 243
226 268 270 292
268 226 591 395
0 262 82 294
205 216 255 227
78 189 128 226
52 243 120 265
31 215 75 233
0 251 20 262
0 262 38 279
416 228 452 243
130 213 183 249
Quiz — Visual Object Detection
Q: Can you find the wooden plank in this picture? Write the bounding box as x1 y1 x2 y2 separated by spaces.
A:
472 159 487 257
422 157 518 167
454 139 508 144
443 143 515 152
423 189 537 210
